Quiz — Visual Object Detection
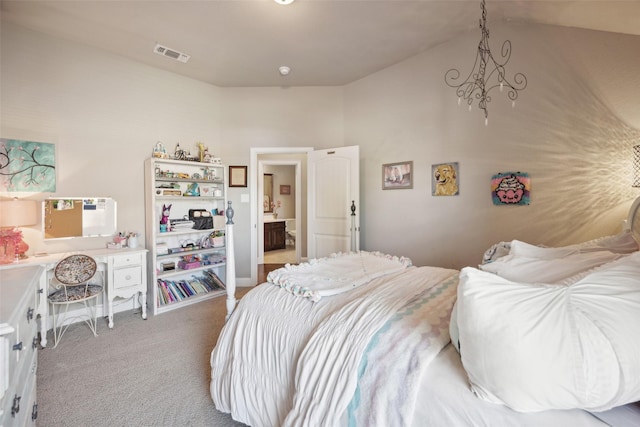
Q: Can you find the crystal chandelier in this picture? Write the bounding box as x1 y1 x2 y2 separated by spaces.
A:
445 0 527 125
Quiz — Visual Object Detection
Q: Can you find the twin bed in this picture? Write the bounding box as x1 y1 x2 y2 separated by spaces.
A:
210 197 640 426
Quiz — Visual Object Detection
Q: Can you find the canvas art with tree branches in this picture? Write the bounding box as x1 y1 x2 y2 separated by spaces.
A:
0 138 56 192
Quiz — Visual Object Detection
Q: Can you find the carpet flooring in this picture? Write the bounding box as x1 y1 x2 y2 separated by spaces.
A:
37 288 252 427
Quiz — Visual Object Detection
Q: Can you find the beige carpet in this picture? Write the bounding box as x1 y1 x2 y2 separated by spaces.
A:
37 291 250 427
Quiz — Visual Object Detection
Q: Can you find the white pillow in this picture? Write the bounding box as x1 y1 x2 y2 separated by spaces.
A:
509 239 578 259
457 252 640 412
449 301 460 353
478 250 622 283
573 230 639 254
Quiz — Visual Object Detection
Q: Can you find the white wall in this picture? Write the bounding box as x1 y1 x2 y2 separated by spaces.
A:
0 22 343 278
1 21 222 255
217 88 343 275
345 24 640 269
2 20 639 278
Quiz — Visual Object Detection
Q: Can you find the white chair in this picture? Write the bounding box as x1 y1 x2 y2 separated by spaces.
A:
286 219 296 246
48 254 103 348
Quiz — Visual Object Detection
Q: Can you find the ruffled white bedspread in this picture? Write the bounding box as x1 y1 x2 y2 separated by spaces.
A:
210 257 458 427
266 251 413 302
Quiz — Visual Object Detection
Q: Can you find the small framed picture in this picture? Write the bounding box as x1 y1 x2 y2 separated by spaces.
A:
229 166 248 188
491 172 530 205
382 161 413 190
432 162 459 196
280 185 291 195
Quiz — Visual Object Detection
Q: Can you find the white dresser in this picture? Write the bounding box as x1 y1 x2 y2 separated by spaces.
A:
0 266 44 427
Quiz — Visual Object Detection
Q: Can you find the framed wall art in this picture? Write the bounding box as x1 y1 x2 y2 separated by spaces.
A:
280 184 291 195
229 165 248 188
432 162 459 196
382 161 413 190
0 138 56 192
491 172 531 205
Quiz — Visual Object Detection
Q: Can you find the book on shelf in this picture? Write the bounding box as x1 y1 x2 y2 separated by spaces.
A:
203 270 226 290
180 280 194 296
156 267 227 306
169 281 184 301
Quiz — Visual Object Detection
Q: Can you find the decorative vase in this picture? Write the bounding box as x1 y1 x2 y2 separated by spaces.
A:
0 239 16 264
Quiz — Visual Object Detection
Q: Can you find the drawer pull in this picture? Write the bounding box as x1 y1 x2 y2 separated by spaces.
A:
13 341 23 351
125 275 132 280
12 394 21 417
33 336 39 349
32 403 38 420
27 307 34 322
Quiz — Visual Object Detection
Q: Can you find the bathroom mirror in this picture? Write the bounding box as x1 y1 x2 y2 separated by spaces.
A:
264 174 273 213
43 198 117 239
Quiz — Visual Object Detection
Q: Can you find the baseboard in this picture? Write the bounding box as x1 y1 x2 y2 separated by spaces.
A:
236 277 254 287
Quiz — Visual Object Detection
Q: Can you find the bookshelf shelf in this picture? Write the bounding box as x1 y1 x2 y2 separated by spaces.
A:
155 196 224 201
155 289 227 314
155 177 224 184
156 247 225 259
145 158 228 316
157 262 227 279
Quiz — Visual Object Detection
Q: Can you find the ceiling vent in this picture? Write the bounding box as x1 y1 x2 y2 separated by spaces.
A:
153 44 190 63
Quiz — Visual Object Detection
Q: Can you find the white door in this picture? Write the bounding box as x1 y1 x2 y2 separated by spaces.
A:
307 145 360 259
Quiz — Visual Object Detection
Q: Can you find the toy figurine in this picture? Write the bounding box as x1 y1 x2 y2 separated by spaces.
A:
160 204 172 232
197 142 206 162
153 141 167 158
174 143 186 160
202 148 212 163
185 182 200 196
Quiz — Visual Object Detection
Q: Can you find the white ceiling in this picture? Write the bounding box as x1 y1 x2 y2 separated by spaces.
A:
2 0 639 87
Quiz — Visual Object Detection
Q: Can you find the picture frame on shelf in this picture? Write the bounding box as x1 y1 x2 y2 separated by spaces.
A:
280 185 291 195
229 166 248 187
382 161 413 190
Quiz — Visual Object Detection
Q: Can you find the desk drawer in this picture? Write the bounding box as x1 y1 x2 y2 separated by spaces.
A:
112 253 143 268
113 266 142 289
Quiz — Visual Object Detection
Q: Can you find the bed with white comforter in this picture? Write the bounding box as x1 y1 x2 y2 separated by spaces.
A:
210 197 640 426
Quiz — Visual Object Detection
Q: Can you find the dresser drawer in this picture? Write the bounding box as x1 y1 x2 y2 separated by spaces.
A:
6 360 37 427
1 328 17 400
16 299 38 362
112 253 143 268
113 266 142 289
0 332 37 426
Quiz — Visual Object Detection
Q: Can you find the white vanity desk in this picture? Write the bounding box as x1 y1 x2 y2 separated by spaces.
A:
0 247 147 348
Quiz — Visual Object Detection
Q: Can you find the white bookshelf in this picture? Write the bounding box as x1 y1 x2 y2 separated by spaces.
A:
144 158 229 315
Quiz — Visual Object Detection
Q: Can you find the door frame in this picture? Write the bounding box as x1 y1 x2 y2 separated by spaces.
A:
250 147 312 285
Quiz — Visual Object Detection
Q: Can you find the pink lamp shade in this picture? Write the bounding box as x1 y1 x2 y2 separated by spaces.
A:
0 198 38 261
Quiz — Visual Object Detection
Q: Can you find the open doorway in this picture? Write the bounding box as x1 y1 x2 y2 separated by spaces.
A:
263 164 296 264
250 147 311 286
249 146 360 285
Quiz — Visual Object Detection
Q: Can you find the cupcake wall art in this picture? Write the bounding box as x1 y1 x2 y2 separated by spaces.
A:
491 172 530 205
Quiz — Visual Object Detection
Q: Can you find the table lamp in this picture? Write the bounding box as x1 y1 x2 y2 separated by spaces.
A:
0 198 38 260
